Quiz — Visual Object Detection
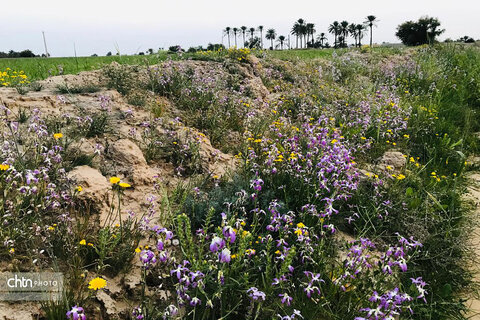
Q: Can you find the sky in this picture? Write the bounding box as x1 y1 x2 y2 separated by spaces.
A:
1 0 479 57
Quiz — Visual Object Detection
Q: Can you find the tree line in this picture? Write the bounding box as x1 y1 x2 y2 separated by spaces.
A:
223 16 378 50
0 49 38 58
224 16 477 50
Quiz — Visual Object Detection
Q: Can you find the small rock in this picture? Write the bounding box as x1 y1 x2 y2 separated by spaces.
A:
378 151 406 170
111 139 147 167
96 290 118 316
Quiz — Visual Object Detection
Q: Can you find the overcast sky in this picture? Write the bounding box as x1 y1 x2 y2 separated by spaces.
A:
1 0 479 57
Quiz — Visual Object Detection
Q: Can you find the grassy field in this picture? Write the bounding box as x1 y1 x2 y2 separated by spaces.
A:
0 53 169 80
0 47 408 81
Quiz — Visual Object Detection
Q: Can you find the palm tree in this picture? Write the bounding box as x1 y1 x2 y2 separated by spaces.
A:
291 23 300 48
249 27 256 39
293 19 306 48
224 27 231 48
328 21 340 48
348 23 357 47
241 26 247 47
233 27 239 47
306 23 316 47
340 21 349 47
277 35 286 50
258 26 264 48
317 33 327 48
265 28 277 50
365 15 377 47
356 24 366 47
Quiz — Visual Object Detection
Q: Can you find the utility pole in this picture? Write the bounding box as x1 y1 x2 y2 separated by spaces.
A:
42 31 49 57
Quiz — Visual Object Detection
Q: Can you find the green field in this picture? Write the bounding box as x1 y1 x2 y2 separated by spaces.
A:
0 47 409 81
0 53 169 80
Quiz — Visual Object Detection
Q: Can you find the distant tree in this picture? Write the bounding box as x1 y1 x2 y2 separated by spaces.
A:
139 52 145 55
328 21 340 48
277 35 286 50
106 51 112 56
148 48 154 54
91 53 98 57
291 23 300 48
248 27 256 40
457 36 475 43
168 45 183 53
207 43 225 51
291 19 307 48
348 23 357 47
224 27 231 47
365 15 378 47
244 37 262 49
233 27 239 47
266 29 277 50
19 50 36 57
306 23 316 47
356 24 366 47
317 33 328 48
340 21 349 47
241 26 247 47
396 16 445 46
258 26 264 48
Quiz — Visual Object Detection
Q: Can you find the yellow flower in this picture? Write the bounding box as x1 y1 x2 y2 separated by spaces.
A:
404 134 410 139
110 177 121 184
135 247 141 253
53 133 63 140
9 248 15 254
361 137 366 140
275 250 281 255
294 228 303 236
386 166 393 171
79 239 86 245
119 182 131 188
240 221 246 226
0 164 10 171
231 254 237 259
331 139 338 144
213 175 219 179
87 243 94 247
88 277 107 290
396 174 406 180
48 226 55 231
76 186 83 192
297 222 305 228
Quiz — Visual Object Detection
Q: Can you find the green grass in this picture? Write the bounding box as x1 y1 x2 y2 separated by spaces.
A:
0 53 170 81
268 48 335 60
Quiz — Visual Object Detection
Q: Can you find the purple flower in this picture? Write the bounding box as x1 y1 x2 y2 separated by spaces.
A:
279 293 293 306
157 240 164 251
250 178 264 191
209 236 225 252
66 305 86 320
247 287 266 301
222 226 236 243
219 248 231 263
139 249 157 267
132 306 144 319
190 297 201 306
